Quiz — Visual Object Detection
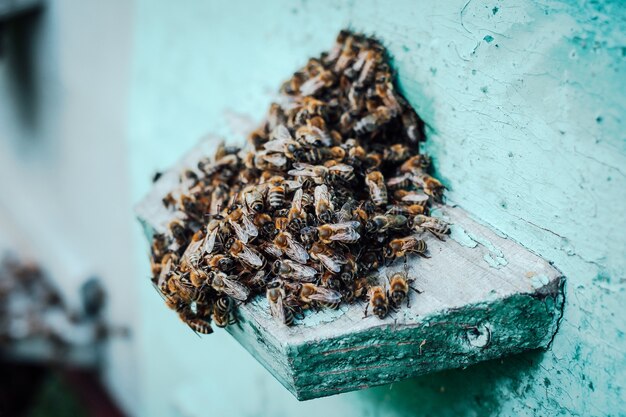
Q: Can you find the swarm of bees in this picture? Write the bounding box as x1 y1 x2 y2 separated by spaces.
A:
148 30 450 335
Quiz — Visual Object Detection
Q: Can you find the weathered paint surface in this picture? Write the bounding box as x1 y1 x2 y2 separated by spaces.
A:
136 139 564 400
129 1 626 416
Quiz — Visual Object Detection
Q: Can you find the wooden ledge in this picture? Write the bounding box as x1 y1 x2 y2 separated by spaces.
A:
136 138 564 400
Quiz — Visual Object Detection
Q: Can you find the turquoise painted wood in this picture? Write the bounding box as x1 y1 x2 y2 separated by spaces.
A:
136 139 564 400
129 1 626 416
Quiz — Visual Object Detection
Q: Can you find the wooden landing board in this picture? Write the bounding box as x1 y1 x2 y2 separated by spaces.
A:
136 138 564 401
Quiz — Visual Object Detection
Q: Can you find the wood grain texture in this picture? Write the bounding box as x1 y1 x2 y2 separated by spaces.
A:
136 138 564 400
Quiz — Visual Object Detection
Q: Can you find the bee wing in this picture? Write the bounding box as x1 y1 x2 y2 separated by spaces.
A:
387 174 410 187
229 219 249 244
326 221 361 231
367 177 386 203
288 163 318 177
221 276 251 301
328 163 354 173
204 227 219 254
284 235 309 264
263 153 287 168
260 242 283 258
336 200 355 223
401 238 419 251
317 253 345 273
284 260 317 282
268 294 286 324
283 180 302 191
292 188 303 211
182 239 203 267
401 193 429 205
328 228 360 242
314 184 331 206
241 245 265 268
270 124 293 142
263 139 288 153
241 214 259 238
309 287 342 303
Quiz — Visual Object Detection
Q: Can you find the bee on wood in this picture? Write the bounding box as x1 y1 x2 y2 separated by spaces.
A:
386 236 428 260
388 267 422 308
412 175 445 202
411 215 450 240
267 280 294 326
365 171 388 206
212 295 236 328
298 283 342 310
399 155 431 176
364 285 390 319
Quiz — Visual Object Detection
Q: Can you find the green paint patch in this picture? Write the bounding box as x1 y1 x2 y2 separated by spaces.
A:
483 35 494 43
449 224 478 248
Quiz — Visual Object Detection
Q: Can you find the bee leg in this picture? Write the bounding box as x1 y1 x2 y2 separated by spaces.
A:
409 286 423 294
363 303 369 318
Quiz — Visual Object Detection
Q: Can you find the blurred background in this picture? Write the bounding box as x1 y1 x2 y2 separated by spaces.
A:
0 1 624 416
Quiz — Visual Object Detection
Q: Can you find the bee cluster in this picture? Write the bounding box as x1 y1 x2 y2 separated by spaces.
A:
149 30 450 335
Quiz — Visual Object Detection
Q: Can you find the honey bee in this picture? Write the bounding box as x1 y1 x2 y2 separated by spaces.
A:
179 311 214 335
299 226 319 249
299 69 335 96
320 270 342 291
411 215 450 240
267 181 286 209
266 280 293 326
242 187 264 214
287 189 307 228
314 184 334 223
324 159 356 183
227 207 258 244
386 236 428 260
364 285 390 319
252 213 275 238
298 283 342 309
310 242 347 273
272 259 318 282
168 273 205 303
317 221 361 244
399 155 431 176
197 154 238 177
386 173 413 191
162 192 176 209
295 120 332 147
412 175 445 202
207 254 236 272
292 146 326 164
212 295 235 328
227 238 266 270
288 162 354 185
365 214 408 234
210 183 230 215
353 106 394 135
388 268 422 308
209 271 250 302
342 276 368 303
273 231 309 264
365 171 388 206
395 190 430 207
388 204 427 217
168 220 188 245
